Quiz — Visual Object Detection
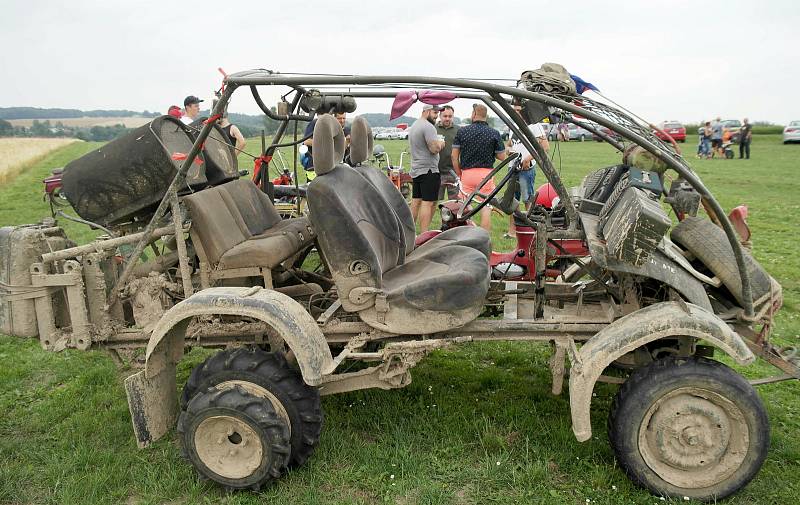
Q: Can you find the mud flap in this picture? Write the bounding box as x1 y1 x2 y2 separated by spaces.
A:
124 366 178 448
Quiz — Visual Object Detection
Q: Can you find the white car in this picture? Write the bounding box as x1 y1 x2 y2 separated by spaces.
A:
389 129 408 140
375 131 394 140
783 121 800 144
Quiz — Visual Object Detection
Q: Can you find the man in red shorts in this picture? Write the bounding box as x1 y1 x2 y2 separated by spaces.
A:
451 103 507 231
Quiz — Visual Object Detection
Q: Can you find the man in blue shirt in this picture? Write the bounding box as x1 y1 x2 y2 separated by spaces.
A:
452 104 506 230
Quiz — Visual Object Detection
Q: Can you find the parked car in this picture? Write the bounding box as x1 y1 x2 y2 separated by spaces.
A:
389 129 408 140
783 121 800 144
654 121 686 143
544 123 591 141
569 123 593 141
375 130 393 140
722 119 742 143
593 125 621 142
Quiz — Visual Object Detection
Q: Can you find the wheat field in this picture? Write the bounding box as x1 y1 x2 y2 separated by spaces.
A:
0 137 79 185
7 116 152 128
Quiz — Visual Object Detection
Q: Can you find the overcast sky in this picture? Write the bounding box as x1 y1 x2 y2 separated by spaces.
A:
1 0 797 124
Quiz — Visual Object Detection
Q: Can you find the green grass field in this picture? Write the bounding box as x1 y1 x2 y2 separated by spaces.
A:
1 136 800 504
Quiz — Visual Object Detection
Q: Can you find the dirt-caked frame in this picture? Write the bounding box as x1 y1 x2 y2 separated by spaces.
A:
118 70 753 319
117 70 772 449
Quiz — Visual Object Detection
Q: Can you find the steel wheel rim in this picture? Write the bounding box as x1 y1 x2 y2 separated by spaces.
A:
194 415 264 479
216 380 291 436
638 387 749 489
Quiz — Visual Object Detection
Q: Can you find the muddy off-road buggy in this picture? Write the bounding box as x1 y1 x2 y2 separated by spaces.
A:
0 65 793 501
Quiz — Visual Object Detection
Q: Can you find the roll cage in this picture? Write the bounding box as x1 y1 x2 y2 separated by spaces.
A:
109 70 755 319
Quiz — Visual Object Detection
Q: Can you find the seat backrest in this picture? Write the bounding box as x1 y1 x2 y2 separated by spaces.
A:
217 179 282 236
184 179 282 265
307 115 406 311
349 116 416 255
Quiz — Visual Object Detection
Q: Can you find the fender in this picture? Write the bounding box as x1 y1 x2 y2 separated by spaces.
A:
568 301 754 442
124 287 333 447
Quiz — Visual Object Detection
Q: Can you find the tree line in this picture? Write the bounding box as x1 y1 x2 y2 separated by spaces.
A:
0 110 287 142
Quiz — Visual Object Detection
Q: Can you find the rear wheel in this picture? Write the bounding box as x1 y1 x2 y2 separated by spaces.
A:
181 347 323 468
608 356 769 501
178 386 290 490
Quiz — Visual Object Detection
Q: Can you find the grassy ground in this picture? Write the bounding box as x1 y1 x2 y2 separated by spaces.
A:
1 135 800 504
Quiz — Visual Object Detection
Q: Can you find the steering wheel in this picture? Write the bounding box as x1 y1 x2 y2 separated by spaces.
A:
457 152 521 220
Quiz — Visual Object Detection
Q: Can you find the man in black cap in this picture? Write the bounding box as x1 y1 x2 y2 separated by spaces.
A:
181 95 203 125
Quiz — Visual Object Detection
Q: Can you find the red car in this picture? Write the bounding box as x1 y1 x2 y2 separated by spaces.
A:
654 121 686 143
592 125 621 142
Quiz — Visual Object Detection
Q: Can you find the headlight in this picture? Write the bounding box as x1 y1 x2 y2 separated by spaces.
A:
440 206 453 222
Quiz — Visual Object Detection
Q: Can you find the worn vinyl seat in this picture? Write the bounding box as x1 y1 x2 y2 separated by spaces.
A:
307 115 489 334
183 179 315 272
347 116 491 259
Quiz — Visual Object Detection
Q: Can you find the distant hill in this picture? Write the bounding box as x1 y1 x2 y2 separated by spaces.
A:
357 113 416 127
0 107 160 120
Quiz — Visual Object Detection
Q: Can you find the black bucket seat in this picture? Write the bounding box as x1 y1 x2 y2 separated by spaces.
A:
347 116 491 259
307 115 490 334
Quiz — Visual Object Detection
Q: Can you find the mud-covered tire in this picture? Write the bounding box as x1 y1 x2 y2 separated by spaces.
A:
582 168 608 199
598 172 630 222
177 386 290 491
181 347 323 468
670 216 771 306
608 356 769 501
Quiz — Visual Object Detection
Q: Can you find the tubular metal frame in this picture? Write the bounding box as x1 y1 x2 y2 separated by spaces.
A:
123 70 754 318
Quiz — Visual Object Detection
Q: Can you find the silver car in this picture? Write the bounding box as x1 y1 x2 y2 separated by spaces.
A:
545 122 593 141
783 121 800 144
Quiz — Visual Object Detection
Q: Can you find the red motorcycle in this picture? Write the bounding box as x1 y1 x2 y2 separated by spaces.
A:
419 153 590 281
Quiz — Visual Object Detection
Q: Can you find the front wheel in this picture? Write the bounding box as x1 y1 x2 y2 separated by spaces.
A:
181 348 323 468
178 386 291 490
608 356 769 501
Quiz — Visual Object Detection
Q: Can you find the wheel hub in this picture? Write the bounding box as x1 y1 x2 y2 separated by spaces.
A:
194 415 264 479
639 387 748 489
216 380 291 436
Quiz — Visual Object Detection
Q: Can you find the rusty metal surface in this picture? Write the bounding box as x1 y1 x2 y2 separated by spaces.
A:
124 366 178 448
568 302 754 442
40 225 177 264
581 212 712 311
639 386 748 489
124 286 332 448
317 336 471 395
143 287 333 384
